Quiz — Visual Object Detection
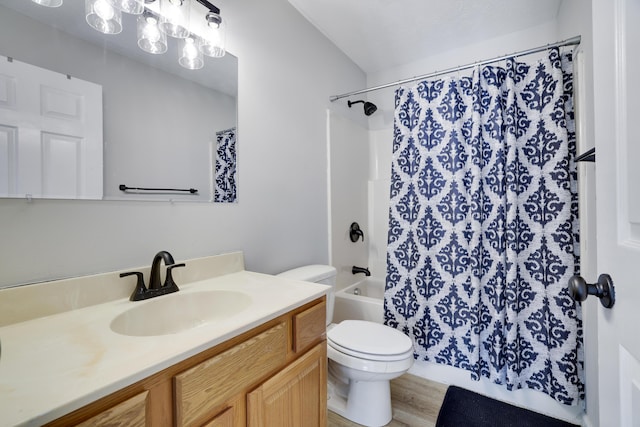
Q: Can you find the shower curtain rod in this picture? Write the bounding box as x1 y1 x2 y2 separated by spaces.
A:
329 35 581 102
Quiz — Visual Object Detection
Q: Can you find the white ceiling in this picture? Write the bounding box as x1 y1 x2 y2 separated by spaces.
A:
288 0 563 73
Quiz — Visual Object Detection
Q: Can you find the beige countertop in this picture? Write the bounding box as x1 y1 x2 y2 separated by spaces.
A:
0 268 328 426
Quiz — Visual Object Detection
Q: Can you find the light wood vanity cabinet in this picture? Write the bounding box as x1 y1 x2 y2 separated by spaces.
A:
75 390 149 427
45 298 326 427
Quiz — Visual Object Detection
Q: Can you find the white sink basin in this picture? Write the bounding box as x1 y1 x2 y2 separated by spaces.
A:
110 290 252 336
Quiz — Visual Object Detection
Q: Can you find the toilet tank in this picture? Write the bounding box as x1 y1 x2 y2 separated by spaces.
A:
277 265 336 325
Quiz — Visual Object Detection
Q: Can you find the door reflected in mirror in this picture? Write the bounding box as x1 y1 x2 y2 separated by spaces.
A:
0 0 238 202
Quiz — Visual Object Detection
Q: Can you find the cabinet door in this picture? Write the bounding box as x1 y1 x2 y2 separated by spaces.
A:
247 343 326 427
175 323 287 427
202 406 234 427
75 391 147 427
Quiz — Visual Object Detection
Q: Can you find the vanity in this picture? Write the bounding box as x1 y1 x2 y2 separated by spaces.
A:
0 252 328 426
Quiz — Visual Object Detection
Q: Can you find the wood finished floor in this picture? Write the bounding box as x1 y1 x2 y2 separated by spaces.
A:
327 374 449 427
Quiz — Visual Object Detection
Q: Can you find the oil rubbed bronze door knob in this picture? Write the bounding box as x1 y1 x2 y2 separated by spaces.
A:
568 274 615 308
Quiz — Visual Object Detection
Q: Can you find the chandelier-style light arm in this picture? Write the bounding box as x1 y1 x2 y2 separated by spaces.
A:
194 0 219 15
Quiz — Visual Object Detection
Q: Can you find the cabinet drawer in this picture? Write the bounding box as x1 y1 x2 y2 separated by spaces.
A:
174 322 288 427
293 301 326 353
76 390 147 427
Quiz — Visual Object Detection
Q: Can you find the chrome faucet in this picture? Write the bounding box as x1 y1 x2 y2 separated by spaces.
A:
120 250 186 301
352 266 371 276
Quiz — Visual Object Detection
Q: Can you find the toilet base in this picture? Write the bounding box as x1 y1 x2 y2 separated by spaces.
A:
328 376 392 427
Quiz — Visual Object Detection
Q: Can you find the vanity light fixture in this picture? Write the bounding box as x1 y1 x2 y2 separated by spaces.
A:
31 0 226 69
198 6 226 58
31 0 63 7
109 0 145 15
137 10 167 54
159 0 190 39
179 36 204 69
85 0 123 34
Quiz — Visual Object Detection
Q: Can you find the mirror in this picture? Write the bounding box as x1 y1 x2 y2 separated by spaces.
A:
0 0 237 202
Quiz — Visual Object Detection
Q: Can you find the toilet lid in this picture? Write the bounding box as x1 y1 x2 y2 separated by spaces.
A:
327 320 413 359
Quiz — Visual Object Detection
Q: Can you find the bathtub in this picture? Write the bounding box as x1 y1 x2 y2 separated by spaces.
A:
332 277 384 324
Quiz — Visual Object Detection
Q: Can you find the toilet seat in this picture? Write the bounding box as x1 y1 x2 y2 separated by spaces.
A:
328 339 414 362
328 343 415 375
327 320 413 362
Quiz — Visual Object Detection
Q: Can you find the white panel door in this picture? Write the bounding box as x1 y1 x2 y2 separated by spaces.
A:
592 0 640 426
0 56 103 199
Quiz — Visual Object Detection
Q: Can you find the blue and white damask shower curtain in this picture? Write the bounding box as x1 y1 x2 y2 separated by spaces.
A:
214 127 237 203
385 48 583 405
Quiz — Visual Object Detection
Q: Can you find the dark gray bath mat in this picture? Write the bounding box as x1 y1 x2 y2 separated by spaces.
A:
435 386 579 427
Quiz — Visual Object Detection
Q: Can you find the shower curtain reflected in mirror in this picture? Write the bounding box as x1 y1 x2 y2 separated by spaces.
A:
214 127 237 203
385 48 583 405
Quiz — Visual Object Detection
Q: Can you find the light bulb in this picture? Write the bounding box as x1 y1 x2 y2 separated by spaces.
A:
159 0 190 39
184 38 197 59
144 17 161 41
179 37 204 70
137 11 167 54
108 0 144 15
199 16 226 58
94 0 115 20
145 25 161 42
86 0 122 34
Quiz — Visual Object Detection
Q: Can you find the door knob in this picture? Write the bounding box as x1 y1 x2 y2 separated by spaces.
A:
568 274 615 309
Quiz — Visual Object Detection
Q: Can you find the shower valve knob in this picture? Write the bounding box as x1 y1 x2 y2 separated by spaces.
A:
349 222 364 242
568 274 615 309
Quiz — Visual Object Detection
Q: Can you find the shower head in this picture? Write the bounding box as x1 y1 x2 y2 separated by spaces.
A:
348 100 377 116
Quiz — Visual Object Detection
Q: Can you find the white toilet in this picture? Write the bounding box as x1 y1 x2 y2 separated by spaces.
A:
278 265 413 427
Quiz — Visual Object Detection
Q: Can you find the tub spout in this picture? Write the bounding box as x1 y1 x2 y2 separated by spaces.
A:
352 266 371 276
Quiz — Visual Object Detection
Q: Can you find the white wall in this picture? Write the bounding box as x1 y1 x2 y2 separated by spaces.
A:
333 15 590 424
327 110 369 289
0 0 366 288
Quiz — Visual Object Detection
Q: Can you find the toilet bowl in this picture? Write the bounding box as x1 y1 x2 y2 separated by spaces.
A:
277 266 414 427
326 320 413 426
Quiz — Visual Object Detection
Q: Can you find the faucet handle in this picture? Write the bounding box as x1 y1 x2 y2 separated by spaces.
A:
349 222 365 242
120 271 148 301
164 263 186 290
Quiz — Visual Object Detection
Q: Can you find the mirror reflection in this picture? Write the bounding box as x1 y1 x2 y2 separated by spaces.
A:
0 0 238 202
